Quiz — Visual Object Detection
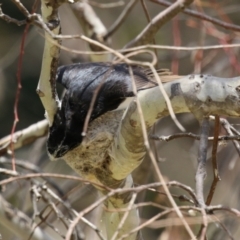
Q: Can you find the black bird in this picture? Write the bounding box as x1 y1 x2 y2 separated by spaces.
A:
47 62 176 158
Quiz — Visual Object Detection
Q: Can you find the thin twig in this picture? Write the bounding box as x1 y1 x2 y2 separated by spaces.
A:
120 209 173 239
0 6 26 25
10 0 38 171
0 195 53 240
30 32 240 55
195 117 210 208
82 69 113 136
140 0 159 67
81 35 185 131
44 184 105 240
105 0 139 39
71 1 110 57
0 120 48 156
65 180 199 239
151 132 240 141
220 118 240 156
120 206 223 239
210 116 240 168
206 116 221 205
207 205 240 216
199 207 208 240
0 168 18 176
11 0 30 17
124 0 194 48
43 185 88 240
29 182 81 240
0 173 105 190
150 0 240 32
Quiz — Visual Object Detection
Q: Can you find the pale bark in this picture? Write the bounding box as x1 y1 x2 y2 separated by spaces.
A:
36 0 61 125
109 75 240 180
71 2 111 62
0 120 48 155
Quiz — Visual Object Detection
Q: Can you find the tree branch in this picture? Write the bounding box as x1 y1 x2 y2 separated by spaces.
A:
0 120 48 156
195 117 210 208
105 0 139 39
150 0 240 33
124 0 194 48
71 1 110 60
109 74 240 180
36 0 61 125
206 116 221 206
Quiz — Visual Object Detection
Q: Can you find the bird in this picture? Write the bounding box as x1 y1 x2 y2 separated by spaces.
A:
47 62 179 159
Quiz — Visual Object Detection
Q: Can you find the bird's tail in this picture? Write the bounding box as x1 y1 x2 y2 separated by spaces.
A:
145 68 182 83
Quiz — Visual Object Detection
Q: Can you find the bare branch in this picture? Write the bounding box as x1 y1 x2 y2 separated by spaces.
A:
195 117 210 208
36 0 61 125
210 116 240 168
206 116 221 206
0 120 48 156
66 180 198 240
124 0 194 48
71 2 111 61
140 0 159 67
219 117 240 156
0 167 18 176
105 0 139 39
0 5 26 26
110 74 240 180
71 3 107 40
0 173 106 190
151 132 240 141
150 0 240 33
0 195 53 240
44 184 105 240
11 0 31 17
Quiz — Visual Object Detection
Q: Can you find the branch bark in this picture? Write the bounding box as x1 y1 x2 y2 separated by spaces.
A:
0 120 48 156
71 2 111 61
195 117 210 208
36 0 61 125
109 75 240 180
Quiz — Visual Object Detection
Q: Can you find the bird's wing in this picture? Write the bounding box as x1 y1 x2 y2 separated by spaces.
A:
56 62 182 92
48 63 183 158
115 66 182 91
143 68 182 85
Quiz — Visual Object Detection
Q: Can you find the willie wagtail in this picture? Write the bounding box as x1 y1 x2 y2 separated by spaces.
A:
47 62 176 158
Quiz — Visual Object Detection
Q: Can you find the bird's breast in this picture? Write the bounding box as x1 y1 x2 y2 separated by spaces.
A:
57 110 124 178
